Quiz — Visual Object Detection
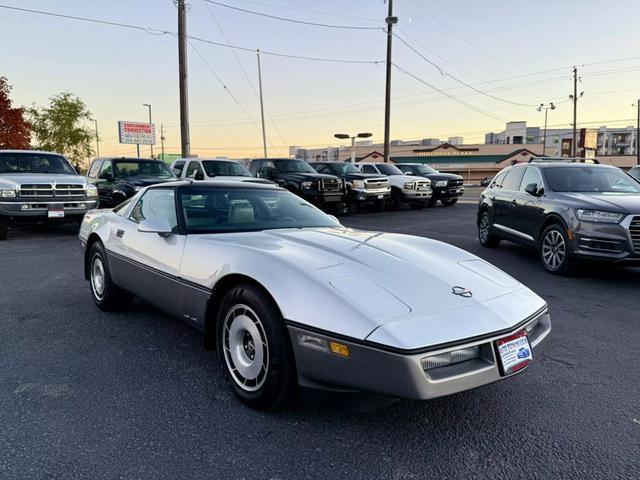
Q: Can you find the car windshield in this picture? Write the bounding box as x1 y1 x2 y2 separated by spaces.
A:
376 164 403 175
322 163 359 175
0 152 76 174
114 161 175 178
274 160 316 173
630 167 640 180
180 187 340 233
406 164 437 175
545 166 640 193
203 161 251 177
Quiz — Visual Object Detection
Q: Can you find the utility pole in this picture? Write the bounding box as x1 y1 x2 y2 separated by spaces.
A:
634 100 640 165
143 103 154 158
177 0 191 158
93 119 100 157
572 66 578 157
160 123 166 161
383 0 397 163
257 49 268 158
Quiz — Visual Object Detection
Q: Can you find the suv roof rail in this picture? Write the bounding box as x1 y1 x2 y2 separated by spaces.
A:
526 157 600 164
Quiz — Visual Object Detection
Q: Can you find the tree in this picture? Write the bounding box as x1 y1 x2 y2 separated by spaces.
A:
0 76 31 149
28 92 94 172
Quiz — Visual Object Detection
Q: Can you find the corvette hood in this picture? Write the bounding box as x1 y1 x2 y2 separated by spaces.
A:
221 227 545 347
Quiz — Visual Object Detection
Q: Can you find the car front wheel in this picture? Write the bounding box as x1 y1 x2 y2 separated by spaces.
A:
539 224 575 275
89 242 133 310
0 217 8 241
478 211 501 248
217 284 296 410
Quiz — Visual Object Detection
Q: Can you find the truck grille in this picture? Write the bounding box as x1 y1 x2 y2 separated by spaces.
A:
630 216 640 252
321 178 342 193
448 179 464 188
19 183 85 198
365 178 389 190
415 180 430 191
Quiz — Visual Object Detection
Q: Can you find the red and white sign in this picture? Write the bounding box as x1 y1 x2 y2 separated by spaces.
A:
118 121 156 145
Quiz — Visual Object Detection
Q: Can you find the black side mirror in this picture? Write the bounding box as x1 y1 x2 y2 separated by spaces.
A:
525 183 542 196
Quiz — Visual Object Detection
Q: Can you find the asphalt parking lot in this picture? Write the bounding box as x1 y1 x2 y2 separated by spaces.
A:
1 191 639 480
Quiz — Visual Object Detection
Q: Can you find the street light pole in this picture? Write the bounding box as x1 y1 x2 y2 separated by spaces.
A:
537 102 555 155
383 0 397 163
93 119 100 157
143 103 153 158
257 49 268 158
160 123 166 161
334 132 373 163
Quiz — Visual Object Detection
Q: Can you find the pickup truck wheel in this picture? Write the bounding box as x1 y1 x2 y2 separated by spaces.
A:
371 199 385 213
478 211 501 248
388 189 402 211
89 242 133 311
217 284 296 410
427 196 438 208
410 201 426 210
0 217 8 241
441 198 458 206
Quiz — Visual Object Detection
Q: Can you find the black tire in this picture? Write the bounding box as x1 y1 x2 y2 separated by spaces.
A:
88 242 133 311
371 199 385 213
410 201 426 210
478 210 501 248
0 217 8 241
388 189 402 211
216 284 297 410
427 196 438 208
441 198 458 206
539 224 576 275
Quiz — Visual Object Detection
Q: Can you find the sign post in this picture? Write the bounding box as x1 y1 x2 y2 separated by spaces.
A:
118 121 156 157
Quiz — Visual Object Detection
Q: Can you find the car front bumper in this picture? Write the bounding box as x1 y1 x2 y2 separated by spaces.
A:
571 215 640 263
0 199 99 219
402 188 433 201
287 308 551 400
432 186 465 200
351 187 391 203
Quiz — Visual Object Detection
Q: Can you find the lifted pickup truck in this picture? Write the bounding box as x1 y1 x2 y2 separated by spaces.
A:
0 150 98 240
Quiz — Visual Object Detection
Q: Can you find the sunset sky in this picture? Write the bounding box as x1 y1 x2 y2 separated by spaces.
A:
2 0 640 158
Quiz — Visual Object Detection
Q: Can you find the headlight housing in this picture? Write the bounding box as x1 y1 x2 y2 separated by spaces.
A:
0 189 17 198
301 181 313 189
404 181 415 189
86 185 98 197
575 209 624 224
351 179 365 189
435 180 448 187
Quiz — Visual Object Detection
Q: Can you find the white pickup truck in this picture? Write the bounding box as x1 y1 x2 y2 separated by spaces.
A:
0 150 98 240
353 162 432 210
170 158 271 184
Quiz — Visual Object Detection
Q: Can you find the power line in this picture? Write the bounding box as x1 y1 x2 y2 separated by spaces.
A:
220 0 380 23
0 3 383 65
203 0 382 30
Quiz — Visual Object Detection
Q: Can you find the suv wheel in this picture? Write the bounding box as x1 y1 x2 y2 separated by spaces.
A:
478 211 501 248
0 217 8 241
89 242 133 310
539 224 575 275
216 284 296 410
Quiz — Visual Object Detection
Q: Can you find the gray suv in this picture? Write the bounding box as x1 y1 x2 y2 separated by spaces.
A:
0 150 98 240
477 159 640 274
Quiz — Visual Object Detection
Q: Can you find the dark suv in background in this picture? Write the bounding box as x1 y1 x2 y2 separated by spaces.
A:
309 162 390 212
395 163 464 207
86 157 176 207
477 159 640 274
249 158 346 212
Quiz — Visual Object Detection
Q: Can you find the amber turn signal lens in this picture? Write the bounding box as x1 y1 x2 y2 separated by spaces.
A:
329 342 350 357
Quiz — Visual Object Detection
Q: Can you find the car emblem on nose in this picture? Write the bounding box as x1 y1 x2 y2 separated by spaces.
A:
452 286 473 298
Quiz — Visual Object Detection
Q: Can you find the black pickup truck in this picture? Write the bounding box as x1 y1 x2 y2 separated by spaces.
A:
309 162 391 212
248 158 347 212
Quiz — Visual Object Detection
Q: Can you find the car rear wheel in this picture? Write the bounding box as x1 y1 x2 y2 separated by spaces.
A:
217 284 296 410
410 201 426 210
89 242 133 310
0 217 8 241
539 224 575 275
478 211 501 248
441 198 458 206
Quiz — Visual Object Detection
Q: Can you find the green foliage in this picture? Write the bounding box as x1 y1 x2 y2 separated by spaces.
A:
28 92 94 172
0 76 31 149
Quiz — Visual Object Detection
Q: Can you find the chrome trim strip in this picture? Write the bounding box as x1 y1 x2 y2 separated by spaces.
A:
493 223 535 242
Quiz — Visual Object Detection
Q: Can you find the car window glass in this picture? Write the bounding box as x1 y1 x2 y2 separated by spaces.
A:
172 161 185 176
100 161 112 176
87 161 102 178
313 164 328 174
115 161 174 178
186 161 204 179
129 189 178 231
490 171 507 189
361 164 377 174
501 168 526 191
258 160 275 178
0 152 76 174
202 161 251 177
545 166 640 193
519 167 544 192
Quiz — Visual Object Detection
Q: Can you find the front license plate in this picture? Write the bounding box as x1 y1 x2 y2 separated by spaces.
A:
48 209 65 219
496 330 532 375
377 194 384 199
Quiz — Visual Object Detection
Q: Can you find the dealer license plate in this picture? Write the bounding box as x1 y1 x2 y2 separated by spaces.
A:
48 209 65 219
377 194 384 199
496 330 532 376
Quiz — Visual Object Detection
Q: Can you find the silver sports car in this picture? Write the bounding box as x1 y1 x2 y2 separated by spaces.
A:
79 181 551 410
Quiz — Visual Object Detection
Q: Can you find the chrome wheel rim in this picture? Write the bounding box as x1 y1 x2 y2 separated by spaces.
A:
90 254 106 300
479 214 490 243
542 230 566 270
222 304 269 392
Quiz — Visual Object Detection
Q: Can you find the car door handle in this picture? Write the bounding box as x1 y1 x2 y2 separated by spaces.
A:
116 229 125 238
